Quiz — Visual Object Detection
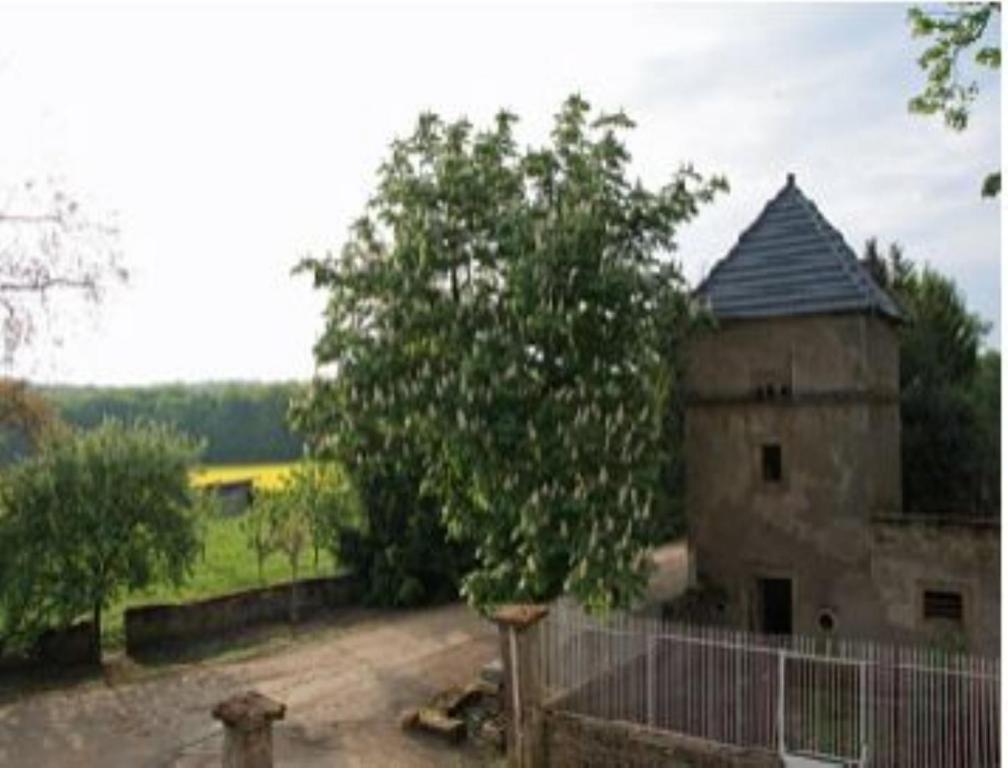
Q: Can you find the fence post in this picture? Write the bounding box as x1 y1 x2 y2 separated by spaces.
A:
859 660 868 765
493 604 549 768
212 690 286 768
646 629 656 727
777 649 786 757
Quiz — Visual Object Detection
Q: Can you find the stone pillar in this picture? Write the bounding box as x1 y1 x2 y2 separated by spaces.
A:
493 604 549 768
212 690 286 768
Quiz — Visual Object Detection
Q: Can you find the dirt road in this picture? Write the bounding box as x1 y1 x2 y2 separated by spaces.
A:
0 604 499 767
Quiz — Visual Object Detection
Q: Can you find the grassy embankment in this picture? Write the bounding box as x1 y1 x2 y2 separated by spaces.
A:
102 462 339 649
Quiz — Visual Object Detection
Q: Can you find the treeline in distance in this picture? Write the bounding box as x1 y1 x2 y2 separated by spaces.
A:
32 381 306 465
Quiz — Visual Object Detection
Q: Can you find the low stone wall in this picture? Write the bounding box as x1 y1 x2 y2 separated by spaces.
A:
544 709 782 768
870 517 1000 656
0 621 97 672
125 573 362 657
35 621 97 666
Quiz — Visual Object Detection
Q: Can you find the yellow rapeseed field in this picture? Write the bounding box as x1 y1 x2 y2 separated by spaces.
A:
189 462 298 491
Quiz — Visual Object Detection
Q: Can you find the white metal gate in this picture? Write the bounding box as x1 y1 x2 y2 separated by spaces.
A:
539 600 1001 768
781 651 866 766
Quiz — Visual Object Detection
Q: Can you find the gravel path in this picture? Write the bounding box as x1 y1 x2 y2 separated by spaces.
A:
0 604 499 767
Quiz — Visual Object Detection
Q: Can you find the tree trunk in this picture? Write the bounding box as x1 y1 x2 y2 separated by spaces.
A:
91 602 102 665
289 559 299 625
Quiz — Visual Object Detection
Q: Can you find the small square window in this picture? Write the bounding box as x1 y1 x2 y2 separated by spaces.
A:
762 444 782 483
923 590 963 622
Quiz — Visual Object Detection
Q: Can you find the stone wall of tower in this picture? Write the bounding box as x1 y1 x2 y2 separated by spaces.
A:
685 313 902 523
683 312 1000 654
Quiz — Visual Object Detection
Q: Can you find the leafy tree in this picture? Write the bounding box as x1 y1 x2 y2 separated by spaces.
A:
967 349 1000 514
286 461 360 570
865 238 987 387
907 3 1001 196
292 372 468 607
653 293 709 544
191 487 221 563
295 95 726 612
0 378 67 462
863 238 996 516
335 435 473 607
242 462 356 599
260 488 311 622
0 419 202 659
242 494 275 583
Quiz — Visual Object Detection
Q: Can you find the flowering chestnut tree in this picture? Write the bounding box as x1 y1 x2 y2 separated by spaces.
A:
295 95 726 612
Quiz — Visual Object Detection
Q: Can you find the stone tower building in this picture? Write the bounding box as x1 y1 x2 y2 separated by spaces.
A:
685 175 998 653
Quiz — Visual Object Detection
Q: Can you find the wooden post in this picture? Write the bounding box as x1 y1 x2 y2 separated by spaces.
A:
493 604 549 768
212 691 286 768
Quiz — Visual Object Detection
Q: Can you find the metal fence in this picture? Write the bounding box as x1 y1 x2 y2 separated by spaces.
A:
538 600 1000 767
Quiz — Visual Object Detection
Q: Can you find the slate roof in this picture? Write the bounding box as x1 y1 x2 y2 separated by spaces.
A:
696 175 902 322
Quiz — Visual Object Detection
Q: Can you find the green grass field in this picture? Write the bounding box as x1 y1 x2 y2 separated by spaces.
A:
102 462 339 649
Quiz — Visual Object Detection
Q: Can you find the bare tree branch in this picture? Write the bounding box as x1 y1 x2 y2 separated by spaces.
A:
0 213 64 225
0 176 126 365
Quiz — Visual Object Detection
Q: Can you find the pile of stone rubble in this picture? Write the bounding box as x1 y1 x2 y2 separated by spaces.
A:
400 658 506 751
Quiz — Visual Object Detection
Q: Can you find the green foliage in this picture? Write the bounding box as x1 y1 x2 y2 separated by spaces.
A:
652 295 711 544
334 438 474 607
863 239 997 516
263 489 311 580
981 171 1001 198
907 3 1001 196
243 462 358 619
241 495 276 583
295 95 726 613
256 487 311 622
191 488 221 563
0 419 203 656
968 350 1000 514
0 379 67 462
32 381 306 465
286 461 361 569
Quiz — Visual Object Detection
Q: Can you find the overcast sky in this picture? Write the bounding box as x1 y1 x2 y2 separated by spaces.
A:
0 2 1000 385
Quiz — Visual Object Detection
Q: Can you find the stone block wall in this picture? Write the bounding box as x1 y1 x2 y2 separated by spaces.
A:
686 400 899 637
870 518 1000 656
685 315 899 401
0 621 97 672
684 312 931 645
35 621 97 666
124 573 361 656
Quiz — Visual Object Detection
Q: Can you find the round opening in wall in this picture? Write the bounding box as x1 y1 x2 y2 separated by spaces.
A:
818 610 836 633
